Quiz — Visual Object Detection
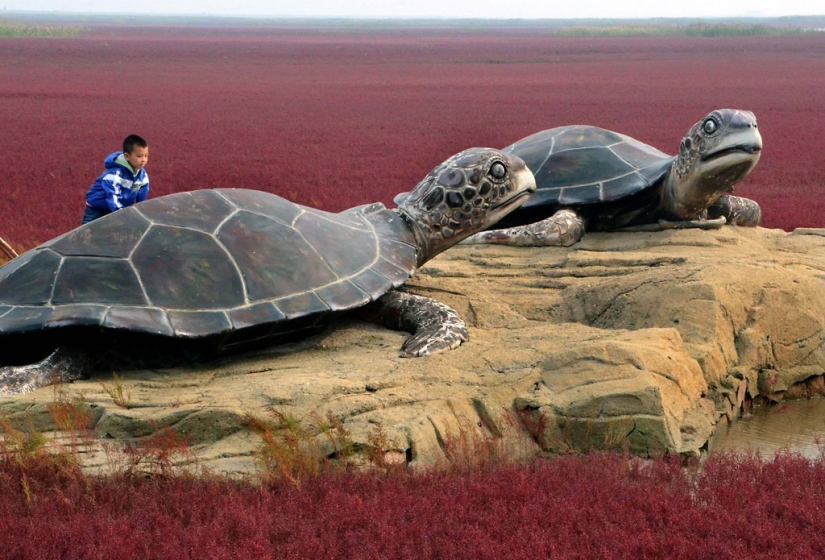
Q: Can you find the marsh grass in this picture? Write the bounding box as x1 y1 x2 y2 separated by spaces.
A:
98 373 131 409
3 388 825 556
244 408 359 486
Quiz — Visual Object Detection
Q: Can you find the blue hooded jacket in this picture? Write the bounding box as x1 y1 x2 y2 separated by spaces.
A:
85 152 149 212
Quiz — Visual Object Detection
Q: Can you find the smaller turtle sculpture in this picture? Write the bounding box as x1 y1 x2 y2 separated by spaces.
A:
397 109 762 246
0 148 535 395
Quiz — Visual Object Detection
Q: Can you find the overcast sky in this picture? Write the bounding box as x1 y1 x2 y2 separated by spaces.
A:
4 0 824 19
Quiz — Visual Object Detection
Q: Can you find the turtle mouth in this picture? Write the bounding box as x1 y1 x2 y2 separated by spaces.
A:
488 182 536 222
702 144 762 163
500 189 535 209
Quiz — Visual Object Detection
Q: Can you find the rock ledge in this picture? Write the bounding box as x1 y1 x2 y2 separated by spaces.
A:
3 226 824 473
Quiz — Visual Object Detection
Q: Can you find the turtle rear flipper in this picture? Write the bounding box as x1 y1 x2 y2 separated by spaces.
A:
0 347 94 395
358 291 469 357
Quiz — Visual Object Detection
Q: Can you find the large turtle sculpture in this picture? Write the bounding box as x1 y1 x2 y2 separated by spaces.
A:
0 148 535 395
399 109 762 246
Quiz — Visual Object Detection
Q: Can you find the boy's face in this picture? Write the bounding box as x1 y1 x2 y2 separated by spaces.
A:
124 145 149 171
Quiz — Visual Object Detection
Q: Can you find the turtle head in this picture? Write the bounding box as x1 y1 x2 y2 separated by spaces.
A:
397 148 535 264
666 109 762 218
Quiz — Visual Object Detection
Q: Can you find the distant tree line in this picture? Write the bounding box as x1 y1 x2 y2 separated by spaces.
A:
0 14 821 37
0 17 85 37
556 22 812 37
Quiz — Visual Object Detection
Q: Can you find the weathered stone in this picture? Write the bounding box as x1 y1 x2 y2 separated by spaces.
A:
2 226 824 474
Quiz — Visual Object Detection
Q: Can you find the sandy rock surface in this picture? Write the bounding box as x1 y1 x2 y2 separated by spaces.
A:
2 226 824 474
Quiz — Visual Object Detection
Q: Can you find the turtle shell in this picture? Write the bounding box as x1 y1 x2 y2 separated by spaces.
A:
503 125 676 213
0 189 417 359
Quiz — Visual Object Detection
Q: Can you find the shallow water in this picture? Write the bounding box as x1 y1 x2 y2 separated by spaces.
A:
710 398 825 459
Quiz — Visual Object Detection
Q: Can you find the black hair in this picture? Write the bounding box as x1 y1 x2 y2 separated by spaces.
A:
123 134 148 154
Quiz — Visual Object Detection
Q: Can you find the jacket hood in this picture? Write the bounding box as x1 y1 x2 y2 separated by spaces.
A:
103 151 138 175
103 151 123 168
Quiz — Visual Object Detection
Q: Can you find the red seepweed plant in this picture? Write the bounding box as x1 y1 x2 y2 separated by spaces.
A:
116 424 198 479
1 440 825 557
13 387 825 557
2 387 825 557
1 30 825 251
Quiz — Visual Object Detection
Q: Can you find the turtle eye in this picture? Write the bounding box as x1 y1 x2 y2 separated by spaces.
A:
703 119 718 135
489 161 506 180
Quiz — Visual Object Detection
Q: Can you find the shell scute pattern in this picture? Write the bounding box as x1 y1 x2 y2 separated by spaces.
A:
314 280 371 313
0 307 52 334
370 257 413 286
52 257 146 306
47 208 150 258
133 190 237 233
227 302 285 331
43 304 109 328
216 210 338 302
219 189 304 227
541 148 632 189
274 291 330 320
0 189 418 341
168 310 233 338
103 306 174 336
0 250 61 306
292 210 378 279
611 136 670 169
378 237 417 269
133 225 245 309
551 126 624 151
349 268 394 301
506 125 675 208
637 158 677 183
601 173 648 202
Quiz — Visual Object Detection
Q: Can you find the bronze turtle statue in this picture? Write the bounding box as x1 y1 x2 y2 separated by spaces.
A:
399 109 762 246
0 148 535 394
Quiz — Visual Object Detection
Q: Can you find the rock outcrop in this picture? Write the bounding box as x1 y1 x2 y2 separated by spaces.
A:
2 226 824 473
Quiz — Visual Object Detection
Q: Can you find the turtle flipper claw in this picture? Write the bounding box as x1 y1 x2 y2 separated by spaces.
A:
707 195 761 227
399 314 468 358
359 291 468 358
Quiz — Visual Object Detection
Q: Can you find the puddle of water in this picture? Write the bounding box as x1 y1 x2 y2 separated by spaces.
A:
710 398 825 459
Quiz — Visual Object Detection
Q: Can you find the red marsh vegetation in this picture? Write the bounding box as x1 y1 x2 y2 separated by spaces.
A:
1 28 824 252
2 448 825 558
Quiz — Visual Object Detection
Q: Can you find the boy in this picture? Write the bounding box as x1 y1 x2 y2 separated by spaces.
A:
82 134 150 224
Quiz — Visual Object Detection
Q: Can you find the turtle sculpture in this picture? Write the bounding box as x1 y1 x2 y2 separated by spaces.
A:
0 148 535 395
398 109 762 246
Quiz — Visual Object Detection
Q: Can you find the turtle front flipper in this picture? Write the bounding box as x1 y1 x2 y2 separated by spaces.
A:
0 347 94 395
462 209 585 247
358 291 468 357
707 195 761 227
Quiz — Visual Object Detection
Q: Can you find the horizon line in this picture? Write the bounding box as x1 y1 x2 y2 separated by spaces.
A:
3 11 825 21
